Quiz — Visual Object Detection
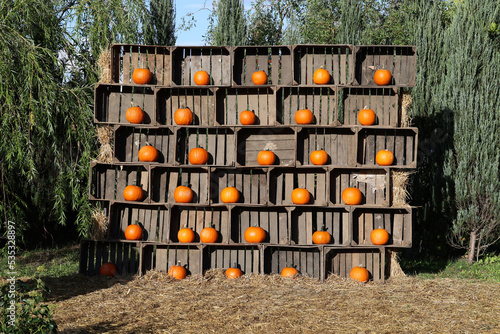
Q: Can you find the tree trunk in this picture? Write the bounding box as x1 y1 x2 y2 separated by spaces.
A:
468 229 477 264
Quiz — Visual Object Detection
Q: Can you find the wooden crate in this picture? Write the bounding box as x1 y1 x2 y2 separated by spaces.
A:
142 243 202 276
169 205 230 243
276 86 337 125
264 245 323 279
297 127 356 166
203 244 262 275
269 167 329 206
354 45 416 86
89 162 149 203
353 207 412 248
150 167 210 204
155 87 215 126
210 168 268 205
330 168 389 206
215 87 276 126
79 240 140 276
324 247 387 282
110 44 171 85
94 84 155 124
338 86 399 126
293 45 354 85
171 46 231 86
176 127 235 166
357 127 418 168
236 126 296 167
231 206 289 244
232 46 293 86
291 207 350 246
114 126 176 164
108 203 169 242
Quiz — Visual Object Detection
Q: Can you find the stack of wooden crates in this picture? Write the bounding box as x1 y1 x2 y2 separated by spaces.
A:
81 44 417 282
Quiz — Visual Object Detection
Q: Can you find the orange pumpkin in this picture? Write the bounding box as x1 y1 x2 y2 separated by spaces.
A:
341 187 362 205
138 145 158 162
168 261 187 280
200 226 218 243
244 226 266 243
125 106 145 124
193 70 210 85
349 266 370 283
313 68 331 84
373 69 392 86
123 185 143 202
239 110 256 125
225 262 242 279
295 109 314 124
124 224 143 240
132 68 152 85
174 107 193 125
178 227 195 243
188 147 209 165
375 149 394 166
291 188 310 205
358 108 376 125
310 149 328 165
174 185 193 203
99 262 117 277
257 150 275 165
220 187 239 203
312 228 331 245
370 228 390 245
251 70 268 85
281 267 299 278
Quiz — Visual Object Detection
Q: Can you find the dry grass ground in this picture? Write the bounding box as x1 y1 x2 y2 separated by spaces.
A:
46 270 500 334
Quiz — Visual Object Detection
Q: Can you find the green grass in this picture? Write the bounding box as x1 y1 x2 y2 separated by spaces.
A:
0 244 79 279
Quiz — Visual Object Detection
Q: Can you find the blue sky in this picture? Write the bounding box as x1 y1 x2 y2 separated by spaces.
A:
175 0 254 46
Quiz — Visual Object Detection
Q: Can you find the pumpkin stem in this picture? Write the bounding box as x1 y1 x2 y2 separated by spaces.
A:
177 260 182 267
232 261 237 269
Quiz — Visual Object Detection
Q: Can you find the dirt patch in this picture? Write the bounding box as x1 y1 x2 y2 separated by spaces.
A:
47 271 500 334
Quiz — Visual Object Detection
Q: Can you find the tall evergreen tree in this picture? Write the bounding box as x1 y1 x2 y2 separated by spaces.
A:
144 0 177 46
299 0 340 44
336 0 363 44
206 0 246 46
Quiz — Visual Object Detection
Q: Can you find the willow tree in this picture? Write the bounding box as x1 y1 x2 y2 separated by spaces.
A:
206 0 246 46
144 0 177 46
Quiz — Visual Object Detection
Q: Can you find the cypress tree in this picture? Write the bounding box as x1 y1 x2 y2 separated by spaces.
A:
144 0 177 46
337 0 364 44
206 0 246 46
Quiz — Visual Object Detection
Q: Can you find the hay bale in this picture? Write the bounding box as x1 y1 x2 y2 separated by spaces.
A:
90 208 109 241
98 49 112 84
392 169 412 207
96 125 114 163
401 93 413 127
389 250 406 278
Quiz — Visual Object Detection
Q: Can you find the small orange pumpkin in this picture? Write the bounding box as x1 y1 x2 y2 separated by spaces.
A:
374 69 392 86
358 108 376 125
371 229 390 245
281 267 299 278
312 227 331 244
125 106 145 124
138 145 159 162
174 185 194 203
342 187 362 205
132 68 152 85
178 226 195 243
99 262 117 277
295 109 314 124
200 226 218 243
168 261 187 279
313 68 331 84
193 70 210 85
123 185 143 202
220 187 239 203
239 110 256 125
310 149 328 165
375 149 394 166
251 70 268 85
244 226 266 243
225 262 242 279
174 107 193 125
257 150 275 165
124 224 143 240
188 147 209 165
291 188 310 205
349 265 370 283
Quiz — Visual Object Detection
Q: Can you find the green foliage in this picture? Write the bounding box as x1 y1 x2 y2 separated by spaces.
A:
206 0 247 46
144 0 177 46
298 0 340 44
336 0 362 44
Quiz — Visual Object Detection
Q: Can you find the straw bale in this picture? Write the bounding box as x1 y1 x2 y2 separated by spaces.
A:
96 125 114 163
401 93 413 127
89 208 108 241
392 169 412 207
98 49 112 84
